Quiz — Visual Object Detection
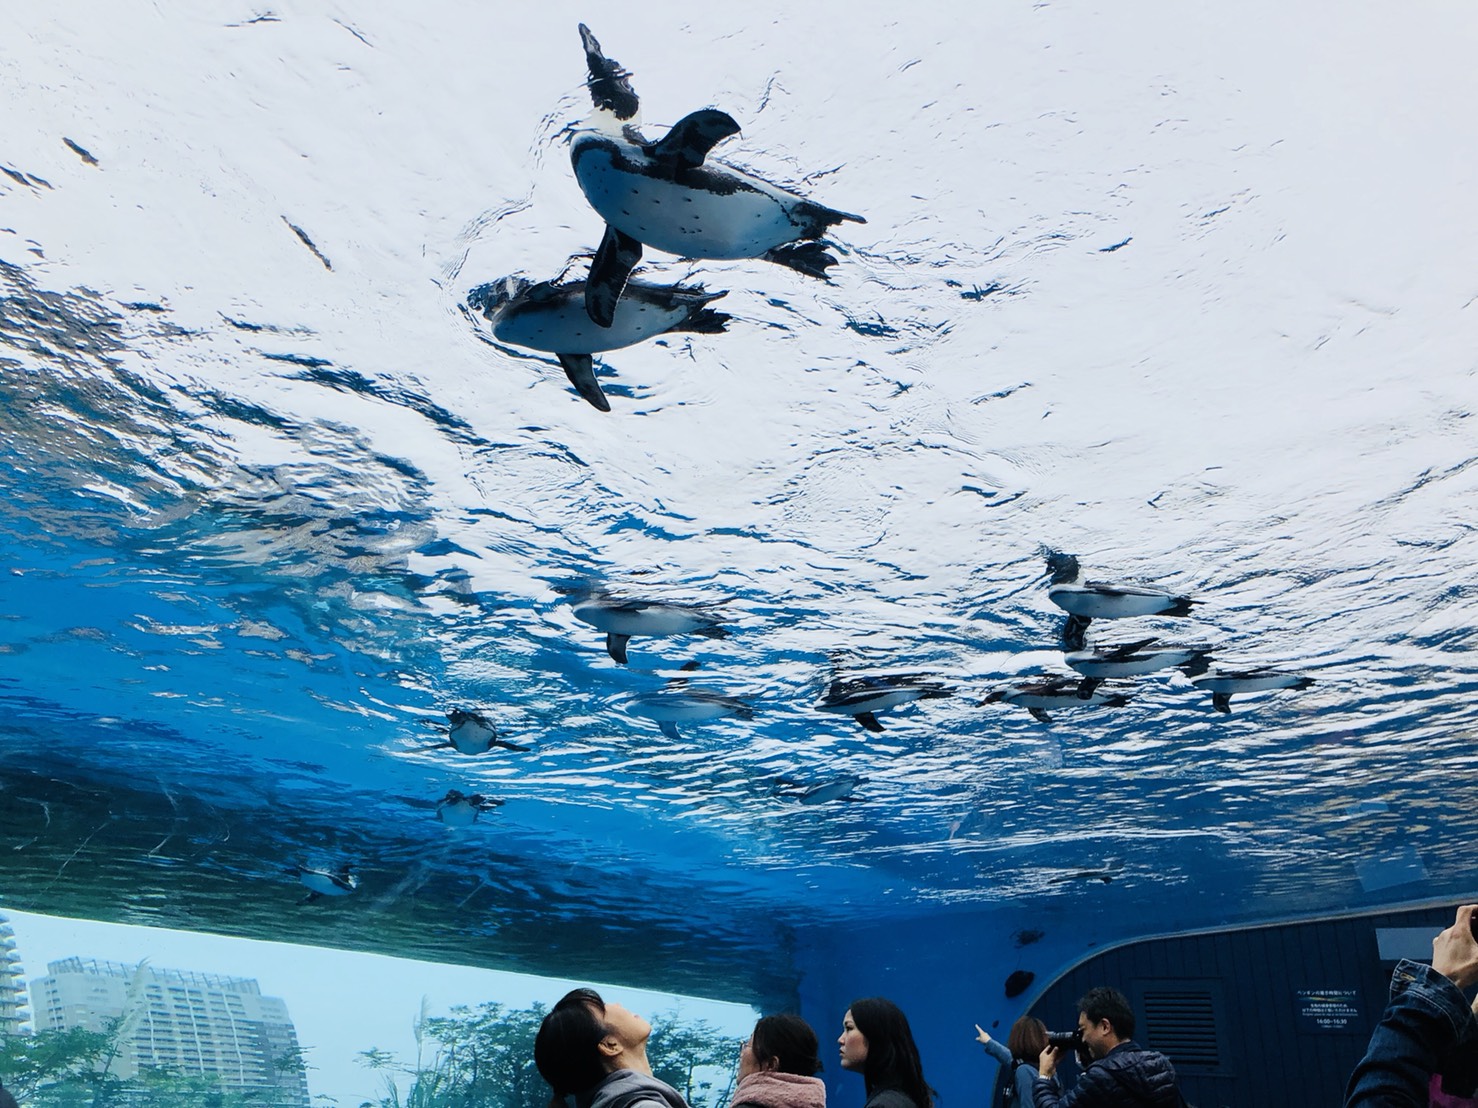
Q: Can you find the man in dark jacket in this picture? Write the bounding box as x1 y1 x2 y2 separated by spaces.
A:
1033 986 1181 1108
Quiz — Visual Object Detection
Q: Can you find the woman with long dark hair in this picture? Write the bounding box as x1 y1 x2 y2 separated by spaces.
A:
731 1014 826 1108
973 1018 1046 1106
534 988 689 1108
837 998 933 1108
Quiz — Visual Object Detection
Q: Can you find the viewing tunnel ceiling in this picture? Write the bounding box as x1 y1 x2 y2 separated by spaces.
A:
3 3 1477 1009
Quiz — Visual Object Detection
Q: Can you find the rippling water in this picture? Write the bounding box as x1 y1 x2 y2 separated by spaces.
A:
2 2 1477 1003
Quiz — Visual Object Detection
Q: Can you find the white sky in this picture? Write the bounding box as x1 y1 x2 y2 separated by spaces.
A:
4 909 756 1107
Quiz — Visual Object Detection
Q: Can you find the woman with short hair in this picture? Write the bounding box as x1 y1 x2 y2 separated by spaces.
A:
974 1017 1047 1106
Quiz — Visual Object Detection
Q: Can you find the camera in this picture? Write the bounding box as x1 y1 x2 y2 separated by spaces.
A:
1046 1030 1083 1051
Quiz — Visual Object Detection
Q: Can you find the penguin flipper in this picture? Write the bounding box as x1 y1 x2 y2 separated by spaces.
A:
586 225 644 327
658 721 682 740
556 354 612 412
1106 637 1158 660
1211 692 1232 714
1062 615 1091 651
763 241 839 279
605 633 630 664
1028 707 1053 724
855 711 885 733
647 109 740 171
299 892 322 906
1076 677 1103 700
490 738 532 753
1180 652 1213 678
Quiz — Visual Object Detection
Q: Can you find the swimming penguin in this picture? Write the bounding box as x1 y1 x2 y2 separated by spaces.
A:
773 774 865 805
284 864 357 904
1045 553 1197 650
814 673 954 733
436 788 506 828
440 710 531 755
621 665 754 739
466 273 729 411
1192 668 1314 713
566 586 730 664
1064 637 1213 699
982 676 1134 724
571 24 865 327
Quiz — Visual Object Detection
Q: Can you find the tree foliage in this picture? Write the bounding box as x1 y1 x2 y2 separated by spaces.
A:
0 1018 304 1108
357 1001 741 1108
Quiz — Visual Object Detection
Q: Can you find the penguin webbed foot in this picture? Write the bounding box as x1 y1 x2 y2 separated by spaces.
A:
670 308 730 335
765 241 840 279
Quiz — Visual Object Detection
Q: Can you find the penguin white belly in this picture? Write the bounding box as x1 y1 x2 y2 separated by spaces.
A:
493 298 689 355
299 873 351 896
438 803 479 828
819 690 918 714
1194 673 1302 694
625 695 734 723
1066 650 1190 678
573 603 705 636
574 144 799 259
1049 587 1174 619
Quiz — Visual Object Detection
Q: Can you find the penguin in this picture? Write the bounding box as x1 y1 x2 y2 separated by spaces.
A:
814 673 954 733
773 774 864 805
466 273 728 412
621 665 754 739
982 676 1134 724
572 24 865 327
1045 553 1197 650
284 864 357 904
1192 668 1314 713
439 710 531 755
436 788 505 828
566 587 729 664
1064 637 1213 698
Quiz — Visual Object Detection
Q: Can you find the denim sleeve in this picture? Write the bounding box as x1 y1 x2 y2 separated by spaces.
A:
1014 1063 1040 1107
1344 959 1478 1107
982 1037 1012 1068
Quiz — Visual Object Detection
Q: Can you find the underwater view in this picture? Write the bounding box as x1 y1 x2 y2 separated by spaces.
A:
3 4 1477 1098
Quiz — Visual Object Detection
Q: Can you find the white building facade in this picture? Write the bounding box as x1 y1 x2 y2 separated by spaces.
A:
30 958 310 1108
0 913 30 1035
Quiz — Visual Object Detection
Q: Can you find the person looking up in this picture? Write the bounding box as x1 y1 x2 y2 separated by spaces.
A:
838 997 933 1108
534 988 688 1108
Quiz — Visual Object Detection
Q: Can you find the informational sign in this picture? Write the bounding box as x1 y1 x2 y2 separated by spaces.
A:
1295 989 1362 1033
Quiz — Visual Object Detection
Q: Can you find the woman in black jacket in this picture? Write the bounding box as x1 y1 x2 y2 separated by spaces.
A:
838 998 933 1108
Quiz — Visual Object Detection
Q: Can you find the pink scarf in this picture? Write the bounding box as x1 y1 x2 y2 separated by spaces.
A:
733 1072 827 1108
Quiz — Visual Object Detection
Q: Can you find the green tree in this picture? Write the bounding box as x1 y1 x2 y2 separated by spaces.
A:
358 1001 741 1108
0 1025 114 1105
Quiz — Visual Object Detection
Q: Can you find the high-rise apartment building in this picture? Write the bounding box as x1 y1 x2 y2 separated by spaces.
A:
0 913 30 1034
30 958 310 1108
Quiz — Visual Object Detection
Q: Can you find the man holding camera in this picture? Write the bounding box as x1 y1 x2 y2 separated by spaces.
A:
1033 986 1182 1108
